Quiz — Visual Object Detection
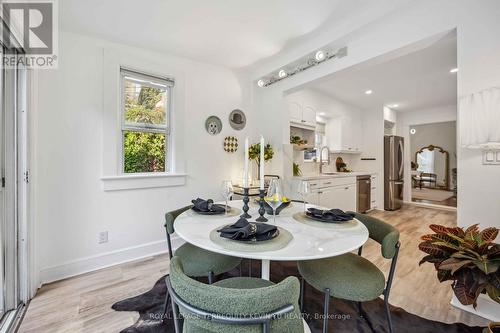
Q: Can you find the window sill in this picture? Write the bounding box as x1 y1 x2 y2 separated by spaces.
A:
101 173 187 191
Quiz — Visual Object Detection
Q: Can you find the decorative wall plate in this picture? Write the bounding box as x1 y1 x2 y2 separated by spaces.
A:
205 116 222 135
229 109 246 130
223 136 238 153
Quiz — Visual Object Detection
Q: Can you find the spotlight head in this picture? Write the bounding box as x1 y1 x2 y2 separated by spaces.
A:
315 50 326 62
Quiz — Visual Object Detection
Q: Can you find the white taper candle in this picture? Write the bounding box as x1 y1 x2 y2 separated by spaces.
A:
244 137 249 187
260 135 265 190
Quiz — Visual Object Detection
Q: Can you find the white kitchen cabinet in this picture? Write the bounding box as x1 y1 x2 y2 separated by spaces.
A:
291 176 357 211
326 114 362 152
302 106 317 127
288 102 316 129
319 184 356 211
289 102 302 124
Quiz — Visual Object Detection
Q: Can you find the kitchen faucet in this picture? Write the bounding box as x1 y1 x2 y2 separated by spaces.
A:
319 146 331 174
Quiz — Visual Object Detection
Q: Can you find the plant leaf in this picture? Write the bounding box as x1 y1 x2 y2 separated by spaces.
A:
429 224 449 235
433 241 461 251
465 224 480 234
437 269 452 282
453 281 477 306
451 252 476 260
485 284 500 304
481 227 499 243
439 258 473 274
473 260 500 274
421 234 434 241
489 272 500 289
419 241 449 256
447 227 465 238
419 255 444 266
489 244 500 257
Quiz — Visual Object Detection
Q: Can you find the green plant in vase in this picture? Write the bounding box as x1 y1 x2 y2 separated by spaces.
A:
293 162 302 176
248 143 274 180
418 224 500 308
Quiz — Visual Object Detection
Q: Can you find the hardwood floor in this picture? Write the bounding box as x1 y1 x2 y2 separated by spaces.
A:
18 205 489 333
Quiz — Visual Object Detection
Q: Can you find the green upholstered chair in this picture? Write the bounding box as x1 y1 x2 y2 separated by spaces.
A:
163 205 243 318
297 212 400 333
164 205 242 284
167 256 305 333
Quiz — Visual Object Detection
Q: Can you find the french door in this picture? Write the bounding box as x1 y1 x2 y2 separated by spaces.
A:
0 42 28 332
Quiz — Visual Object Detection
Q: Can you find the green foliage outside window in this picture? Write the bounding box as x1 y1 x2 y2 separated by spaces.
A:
123 81 167 173
124 132 165 173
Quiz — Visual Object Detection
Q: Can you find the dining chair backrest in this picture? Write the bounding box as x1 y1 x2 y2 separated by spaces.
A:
164 205 193 259
168 256 304 333
348 212 400 259
164 205 193 235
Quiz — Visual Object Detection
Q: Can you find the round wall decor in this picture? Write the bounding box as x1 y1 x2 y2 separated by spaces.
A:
229 109 246 130
205 116 222 135
223 136 238 153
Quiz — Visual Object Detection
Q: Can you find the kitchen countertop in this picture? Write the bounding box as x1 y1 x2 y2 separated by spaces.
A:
294 171 378 180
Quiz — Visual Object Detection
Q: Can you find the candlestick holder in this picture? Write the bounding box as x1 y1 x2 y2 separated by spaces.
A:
256 189 268 222
241 187 251 219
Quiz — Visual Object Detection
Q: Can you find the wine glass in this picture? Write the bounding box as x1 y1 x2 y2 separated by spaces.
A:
220 180 234 214
297 180 310 213
265 179 284 224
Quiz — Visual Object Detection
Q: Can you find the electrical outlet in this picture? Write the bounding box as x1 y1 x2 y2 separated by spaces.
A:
98 231 108 244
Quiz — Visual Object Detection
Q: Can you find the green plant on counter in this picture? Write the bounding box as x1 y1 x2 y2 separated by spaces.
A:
418 224 500 308
293 163 302 176
290 135 308 145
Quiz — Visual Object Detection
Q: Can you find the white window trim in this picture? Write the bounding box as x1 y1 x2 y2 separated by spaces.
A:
101 173 187 191
101 48 187 191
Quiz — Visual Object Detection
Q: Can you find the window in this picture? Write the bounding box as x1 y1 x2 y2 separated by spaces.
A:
120 68 173 173
304 122 326 162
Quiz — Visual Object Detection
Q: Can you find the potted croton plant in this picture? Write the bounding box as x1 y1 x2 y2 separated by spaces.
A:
418 223 500 328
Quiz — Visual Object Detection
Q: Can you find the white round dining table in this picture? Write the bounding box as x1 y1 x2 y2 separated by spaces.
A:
174 200 369 280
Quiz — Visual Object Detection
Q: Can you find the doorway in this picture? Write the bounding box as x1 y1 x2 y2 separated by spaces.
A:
410 121 457 208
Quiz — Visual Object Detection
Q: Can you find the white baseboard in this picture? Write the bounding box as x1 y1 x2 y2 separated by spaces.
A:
39 236 185 284
451 294 500 322
404 200 457 212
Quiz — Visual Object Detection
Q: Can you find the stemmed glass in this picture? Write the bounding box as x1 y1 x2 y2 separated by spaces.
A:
220 180 234 214
265 179 284 224
297 180 310 213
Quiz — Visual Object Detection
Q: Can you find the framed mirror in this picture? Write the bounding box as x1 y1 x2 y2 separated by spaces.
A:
414 145 449 189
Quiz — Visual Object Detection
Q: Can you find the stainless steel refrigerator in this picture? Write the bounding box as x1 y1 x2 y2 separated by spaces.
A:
384 135 404 210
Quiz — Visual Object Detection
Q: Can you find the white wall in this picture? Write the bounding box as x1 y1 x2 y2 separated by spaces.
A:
396 105 457 202
33 31 248 283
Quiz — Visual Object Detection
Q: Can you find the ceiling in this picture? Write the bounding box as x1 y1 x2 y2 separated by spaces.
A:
311 33 458 113
60 0 378 68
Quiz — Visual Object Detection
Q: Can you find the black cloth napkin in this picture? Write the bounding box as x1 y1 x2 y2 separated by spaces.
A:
218 218 278 241
191 198 226 213
306 208 355 222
